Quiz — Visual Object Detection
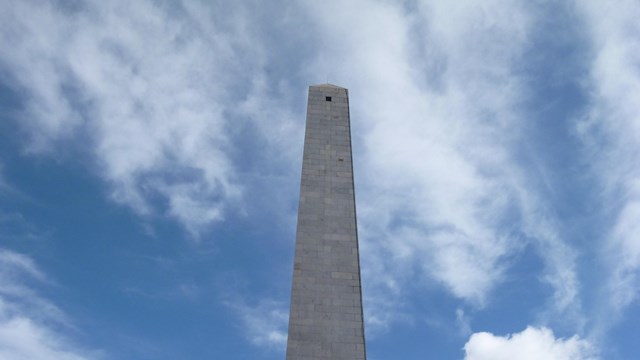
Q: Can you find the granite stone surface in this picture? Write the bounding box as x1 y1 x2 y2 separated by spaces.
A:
286 84 367 360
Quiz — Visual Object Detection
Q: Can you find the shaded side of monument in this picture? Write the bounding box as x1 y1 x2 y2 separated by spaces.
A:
286 84 367 360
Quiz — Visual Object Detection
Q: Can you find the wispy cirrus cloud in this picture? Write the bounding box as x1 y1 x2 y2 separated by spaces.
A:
0 0 302 236
1 0 583 324
224 298 288 351
300 0 582 331
574 0 640 335
0 249 100 360
5 0 628 355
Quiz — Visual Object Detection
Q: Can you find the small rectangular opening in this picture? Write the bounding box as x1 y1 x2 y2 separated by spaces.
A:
325 96 332 102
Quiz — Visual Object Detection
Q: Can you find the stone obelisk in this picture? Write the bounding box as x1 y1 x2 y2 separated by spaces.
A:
286 84 366 359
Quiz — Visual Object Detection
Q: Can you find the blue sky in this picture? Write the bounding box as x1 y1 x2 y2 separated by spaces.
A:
0 0 639 359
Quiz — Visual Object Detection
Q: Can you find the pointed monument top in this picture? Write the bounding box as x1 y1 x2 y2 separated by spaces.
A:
310 83 347 90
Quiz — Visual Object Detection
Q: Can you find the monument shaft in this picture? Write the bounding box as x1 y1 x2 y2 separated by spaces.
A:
286 84 366 360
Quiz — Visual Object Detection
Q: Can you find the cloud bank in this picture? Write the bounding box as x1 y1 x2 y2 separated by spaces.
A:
464 327 598 360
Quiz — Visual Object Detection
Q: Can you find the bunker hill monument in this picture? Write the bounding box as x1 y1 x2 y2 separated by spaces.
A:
286 84 367 359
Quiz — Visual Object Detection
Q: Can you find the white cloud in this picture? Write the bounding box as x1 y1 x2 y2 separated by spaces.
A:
0 0 590 340
224 298 288 350
0 0 297 235
0 249 100 360
456 308 472 337
575 0 640 324
300 0 581 327
464 326 598 360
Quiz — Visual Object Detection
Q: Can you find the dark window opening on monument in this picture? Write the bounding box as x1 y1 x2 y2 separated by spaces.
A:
325 96 332 101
